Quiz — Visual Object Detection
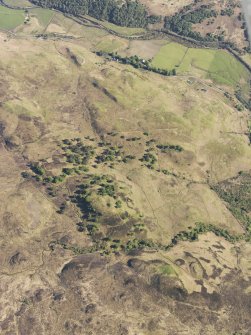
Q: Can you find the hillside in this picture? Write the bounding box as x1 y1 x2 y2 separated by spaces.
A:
23 0 249 50
141 0 248 50
0 1 251 335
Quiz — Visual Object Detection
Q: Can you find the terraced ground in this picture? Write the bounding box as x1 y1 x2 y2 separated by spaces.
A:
0 3 251 335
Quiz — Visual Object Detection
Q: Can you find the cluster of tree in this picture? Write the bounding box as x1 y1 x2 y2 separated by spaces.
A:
72 184 101 223
213 175 251 235
126 136 141 141
125 238 157 252
156 144 183 152
98 183 116 197
29 162 45 176
25 136 184 188
220 8 234 16
96 52 176 76
30 0 150 28
164 6 219 42
170 222 242 246
182 6 217 24
62 140 96 164
140 153 157 169
235 89 251 110
95 146 122 163
147 15 161 24
71 177 128 236
122 155 136 163
162 169 177 177
146 138 156 146
107 0 148 27
28 163 73 184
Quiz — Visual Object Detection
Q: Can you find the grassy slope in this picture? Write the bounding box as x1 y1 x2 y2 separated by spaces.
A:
3 0 33 6
101 20 146 36
0 5 25 29
29 8 54 26
0 5 54 31
95 36 128 53
2 34 250 237
151 42 188 68
152 42 250 88
208 50 250 87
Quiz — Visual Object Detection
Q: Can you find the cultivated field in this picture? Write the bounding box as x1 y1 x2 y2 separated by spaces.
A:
0 4 55 33
0 4 25 29
152 42 251 89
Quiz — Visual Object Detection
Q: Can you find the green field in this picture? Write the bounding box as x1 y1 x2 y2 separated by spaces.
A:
159 264 176 276
207 51 249 86
0 5 25 30
101 20 146 36
0 5 54 31
152 42 250 88
85 15 146 37
29 8 54 26
151 42 188 69
4 0 33 7
95 37 127 53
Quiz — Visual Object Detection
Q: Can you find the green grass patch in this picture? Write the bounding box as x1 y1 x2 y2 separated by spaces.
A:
29 8 54 26
0 5 25 30
4 0 33 7
208 51 250 87
159 264 176 276
152 42 188 69
179 48 216 73
95 38 126 53
101 20 146 36
152 42 250 89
